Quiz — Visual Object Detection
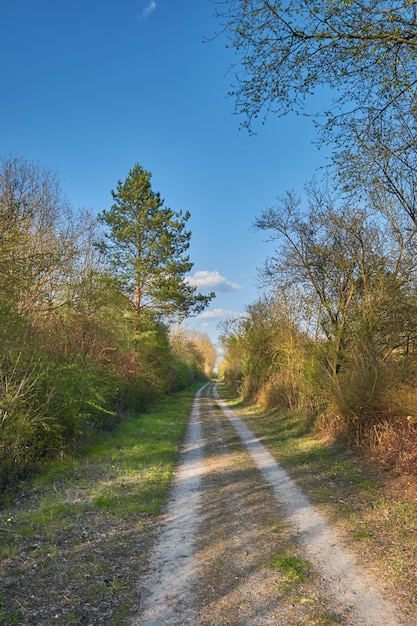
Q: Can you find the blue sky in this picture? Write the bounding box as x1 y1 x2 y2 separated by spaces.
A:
1 0 327 349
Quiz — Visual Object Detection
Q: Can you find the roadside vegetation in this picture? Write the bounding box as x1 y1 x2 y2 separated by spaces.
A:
2 380 415 623
218 188 417 472
217 0 417 474
0 384 201 625
215 5 417 608
3 0 417 618
0 155 216 491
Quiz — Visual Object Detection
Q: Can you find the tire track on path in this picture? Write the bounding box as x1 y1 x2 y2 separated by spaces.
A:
135 382 407 625
136 383 208 625
212 384 404 626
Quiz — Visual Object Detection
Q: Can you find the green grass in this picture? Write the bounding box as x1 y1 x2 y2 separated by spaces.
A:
0 382 204 625
268 553 311 584
3 383 200 520
1 418 181 548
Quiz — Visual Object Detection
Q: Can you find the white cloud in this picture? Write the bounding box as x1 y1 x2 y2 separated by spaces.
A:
198 308 239 320
141 1 156 19
185 270 242 293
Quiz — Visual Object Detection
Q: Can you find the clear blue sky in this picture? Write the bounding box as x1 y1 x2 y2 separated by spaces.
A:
1 0 327 348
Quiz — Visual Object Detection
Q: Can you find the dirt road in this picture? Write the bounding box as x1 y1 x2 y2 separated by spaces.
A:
134 382 407 625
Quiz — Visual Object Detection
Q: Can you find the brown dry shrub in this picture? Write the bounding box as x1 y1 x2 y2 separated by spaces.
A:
315 352 417 443
365 381 417 472
257 378 291 410
365 418 417 473
256 368 311 412
314 410 347 444
315 385 417 474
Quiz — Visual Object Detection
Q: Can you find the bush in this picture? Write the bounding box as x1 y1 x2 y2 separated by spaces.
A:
0 353 63 488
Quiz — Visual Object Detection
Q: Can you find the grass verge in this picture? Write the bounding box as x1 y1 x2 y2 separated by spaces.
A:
219 382 417 614
0 382 203 626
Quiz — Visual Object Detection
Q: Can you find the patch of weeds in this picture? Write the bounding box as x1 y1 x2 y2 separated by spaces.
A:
268 522 287 536
353 528 373 541
0 609 24 625
0 542 20 560
267 553 311 587
93 493 114 509
0 594 31 626
105 576 128 595
291 594 315 605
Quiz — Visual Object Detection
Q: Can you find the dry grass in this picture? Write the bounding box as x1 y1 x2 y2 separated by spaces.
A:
365 418 417 472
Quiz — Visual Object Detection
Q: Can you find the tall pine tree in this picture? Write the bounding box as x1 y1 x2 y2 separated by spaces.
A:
99 164 214 320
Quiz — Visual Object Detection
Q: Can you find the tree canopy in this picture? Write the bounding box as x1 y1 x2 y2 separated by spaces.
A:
219 0 417 125
218 1 417 219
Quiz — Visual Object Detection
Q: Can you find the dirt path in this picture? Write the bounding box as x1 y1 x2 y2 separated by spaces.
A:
134 382 407 625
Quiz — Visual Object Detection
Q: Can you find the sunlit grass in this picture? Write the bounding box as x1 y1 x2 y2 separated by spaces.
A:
218 382 377 501
268 553 311 584
0 383 202 554
0 382 207 625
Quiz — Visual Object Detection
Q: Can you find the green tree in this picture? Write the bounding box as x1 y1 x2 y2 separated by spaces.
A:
254 181 417 372
99 164 214 320
254 180 417 440
219 315 246 393
190 331 218 377
170 328 218 379
219 295 310 409
254 188 366 380
0 155 117 485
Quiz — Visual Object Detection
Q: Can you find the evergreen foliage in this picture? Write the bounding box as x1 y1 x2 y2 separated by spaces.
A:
98 163 214 320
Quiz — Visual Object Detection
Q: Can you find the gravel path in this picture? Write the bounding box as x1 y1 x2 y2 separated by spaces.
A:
135 382 406 625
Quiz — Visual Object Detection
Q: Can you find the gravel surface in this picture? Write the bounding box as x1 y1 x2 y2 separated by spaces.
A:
135 382 408 625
